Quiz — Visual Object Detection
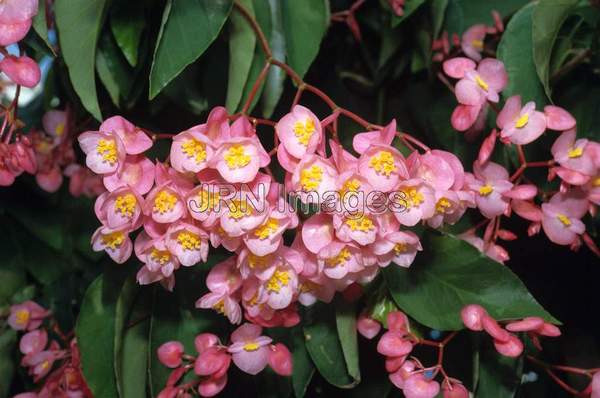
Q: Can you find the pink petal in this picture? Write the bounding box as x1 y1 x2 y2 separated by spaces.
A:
0 55 41 87
477 58 508 92
443 57 476 79
496 96 521 129
451 105 481 131
0 19 31 46
544 105 576 131
455 79 485 106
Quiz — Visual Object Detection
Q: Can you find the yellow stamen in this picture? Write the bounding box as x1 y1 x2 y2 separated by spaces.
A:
592 176 600 187
515 113 529 129
114 193 137 217
471 39 484 50
153 190 177 214
181 139 207 164
435 198 452 214
567 147 583 158
228 199 253 219
248 253 271 269
340 178 361 197
101 231 125 250
55 122 65 136
254 218 279 239
293 118 316 146
557 214 571 227
224 145 251 169
150 248 171 265
15 309 30 326
177 231 201 250
300 281 318 293
243 342 260 351
345 214 375 232
300 165 323 191
213 300 225 314
394 243 408 255
369 151 396 177
402 187 424 209
96 139 118 165
266 269 290 293
326 248 351 267
479 184 494 196
475 75 488 91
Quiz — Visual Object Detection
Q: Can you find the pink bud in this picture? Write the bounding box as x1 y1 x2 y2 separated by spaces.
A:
357 312 381 339
538 323 561 337
198 374 228 398
505 317 544 332
268 343 293 376
478 129 497 164
492 10 504 32
443 382 469 398
0 55 41 88
194 347 230 377
451 104 481 132
377 331 413 357
194 333 219 354
528 221 542 236
403 374 440 398
443 57 477 79
544 105 576 131
460 304 487 331
385 355 407 373
387 311 409 333
36 165 63 193
157 341 184 368
497 229 517 241
166 366 186 387
19 329 47 356
504 184 537 200
157 387 178 398
494 334 523 357
13 141 36 174
482 315 510 342
388 359 415 389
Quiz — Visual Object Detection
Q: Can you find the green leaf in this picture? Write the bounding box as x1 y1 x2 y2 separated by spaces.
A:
303 302 358 388
149 0 233 99
261 0 287 118
280 0 329 78
391 0 427 27
533 0 579 99
475 340 524 397
76 267 130 398
497 2 549 106
384 233 558 331
96 30 135 107
334 298 360 382
0 329 16 398
431 0 449 39
226 0 257 112
445 0 530 35
31 0 56 56
110 1 146 67
290 327 314 398
55 0 108 120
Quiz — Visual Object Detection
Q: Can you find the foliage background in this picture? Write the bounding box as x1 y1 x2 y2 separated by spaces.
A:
1 0 600 397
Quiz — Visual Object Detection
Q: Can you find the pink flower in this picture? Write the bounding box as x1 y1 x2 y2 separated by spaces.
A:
91 225 133 264
493 333 523 357
392 179 435 226
36 164 63 192
276 105 323 160
198 374 228 397
8 301 49 331
461 25 486 61
467 161 513 218
318 241 363 280
227 323 272 375
145 184 186 224
454 58 508 105
244 204 296 256
388 359 415 388
357 312 382 339
0 0 38 24
461 304 487 331
291 154 338 202
377 331 413 357
196 258 242 323
544 105 576 131
552 130 595 176
0 55 40 87
103 155 155 195
20 329 47 356
78 130 126 175
541 189 588 245
301 213 335 254
358 145 408 192
268 343 293 376
402 374 440 398
195 346 231 377
372 230 422 268
42 110 68 143
170 126 214 173
157 341 184 368
352 120 396 155
497 96 547 145
95 187 144 230
165 221 209 266
100 116 153 155
451 104 482 132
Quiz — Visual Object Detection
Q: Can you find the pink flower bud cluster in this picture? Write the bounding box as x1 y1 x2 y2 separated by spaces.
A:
0 0 41 88
461 304 560 357
7 301 92 398
156 323 292 397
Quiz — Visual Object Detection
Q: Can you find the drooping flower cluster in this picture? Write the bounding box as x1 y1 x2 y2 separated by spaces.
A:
7 301 92 398
156 323 292 397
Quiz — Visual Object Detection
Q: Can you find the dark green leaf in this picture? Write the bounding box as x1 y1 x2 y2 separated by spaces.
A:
391 0 427 27
280 0 329 78
303 302 357 388
335 298 360 382
0 330 16 398
290 327 314 398
261 0 287 118
431 0 449 39
533 0 579 99
149 0 233 99
110 1 146 67
32 0 56 55
226 0 257 112
96 30 134 107
76 267 130 398
475 340 524 397
384 233 558 330
497 2 549 106
445 0 530 35
55 0 108 120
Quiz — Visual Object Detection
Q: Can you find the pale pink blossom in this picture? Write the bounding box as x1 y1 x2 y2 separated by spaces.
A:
227 323 272 375
91 226 133 264
157 341 184 368
497 96 547 145
461 25 486 61
541 189 588 245
276 105 323 160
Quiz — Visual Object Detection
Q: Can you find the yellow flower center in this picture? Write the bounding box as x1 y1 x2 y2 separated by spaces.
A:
515 113 529 128
181 139 207 164
96 139 118 165
213 300 225 314
248 253 271 269
557 214 571 227
254 218 279 239
40 360 50 370
266 269 290 293
15 309 30 326
471 39 484 50
300 165 323 191
340 178 361 197
567 147 583 158
177 231 201 250
326 248 351 267
228 199 253 219
345 214 375 232
243 342 260 351
114 193 137 217
101 231 125 250
369 151 396 177
153 190 177 214
479 184 494 196
224 145 251 169
394 243 408 255
435 197 452 214
300 281 318 293
293 118 316 146
475 75 489 91
402 187 424 208
55 122 65 136
150 248 171 265
592 176 600 187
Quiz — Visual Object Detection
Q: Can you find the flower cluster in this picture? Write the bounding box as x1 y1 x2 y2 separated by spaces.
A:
156 323 292 397
7 301 92 398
